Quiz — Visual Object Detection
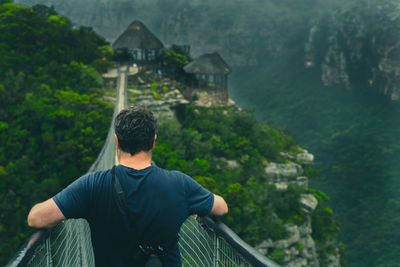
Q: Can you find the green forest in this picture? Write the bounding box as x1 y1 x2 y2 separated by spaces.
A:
4 0 397 265
0 3 113 264
232 61 400 267
153 106 341 264
229 1 400 265
0 2 341 266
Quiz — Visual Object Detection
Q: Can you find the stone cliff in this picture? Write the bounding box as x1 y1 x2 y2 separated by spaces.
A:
14 0 306 66
304 1 400 99
15 0 400 98
260 152 340 267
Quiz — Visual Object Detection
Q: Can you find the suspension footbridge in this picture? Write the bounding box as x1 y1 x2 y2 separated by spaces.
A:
7 64 280 267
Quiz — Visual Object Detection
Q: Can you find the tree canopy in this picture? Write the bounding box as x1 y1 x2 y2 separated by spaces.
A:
0 3 112 264
153 106 341 263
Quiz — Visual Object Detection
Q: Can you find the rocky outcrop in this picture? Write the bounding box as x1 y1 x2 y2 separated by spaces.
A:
256 221 320 267
260 150 340 267
184 90 234 107
264 162 303 181
304 1 400 99
126 70 190 120
132 92 189 120
264 162 307 191
223 158 240 170
296 150 314 165
300 194 318 214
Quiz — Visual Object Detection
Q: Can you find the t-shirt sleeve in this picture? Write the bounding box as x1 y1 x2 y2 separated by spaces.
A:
183 174 214 216
53 174 93 219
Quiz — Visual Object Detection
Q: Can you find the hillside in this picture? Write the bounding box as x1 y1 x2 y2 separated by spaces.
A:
37 0 399 265
0 3 341 266
109 66 343 266
0 3 112 264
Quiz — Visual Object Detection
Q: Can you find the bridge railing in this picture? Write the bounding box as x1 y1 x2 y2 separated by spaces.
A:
7 215 280 267
179 216 280 267
6 64 280 267
7 219 94 267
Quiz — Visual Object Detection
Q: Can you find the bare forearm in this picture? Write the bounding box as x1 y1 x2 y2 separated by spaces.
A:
28 199 66 229
28 204 57 229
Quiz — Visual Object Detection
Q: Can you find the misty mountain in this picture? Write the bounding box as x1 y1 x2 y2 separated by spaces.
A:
16 0 399 98
15 0 332 66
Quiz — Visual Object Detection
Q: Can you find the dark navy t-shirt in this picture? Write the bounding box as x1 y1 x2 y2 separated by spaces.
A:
53 165 214 267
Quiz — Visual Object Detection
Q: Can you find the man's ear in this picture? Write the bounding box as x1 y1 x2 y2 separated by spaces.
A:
114 134 120 149
152 134 157 149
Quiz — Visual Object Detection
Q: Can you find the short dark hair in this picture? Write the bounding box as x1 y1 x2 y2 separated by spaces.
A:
114 106 157 155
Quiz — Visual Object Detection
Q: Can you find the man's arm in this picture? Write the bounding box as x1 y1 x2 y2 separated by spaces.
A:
210 194 228 216
27 198 66 229
183 173 228 217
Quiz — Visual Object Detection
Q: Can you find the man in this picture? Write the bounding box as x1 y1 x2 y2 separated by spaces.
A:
27 106 228 266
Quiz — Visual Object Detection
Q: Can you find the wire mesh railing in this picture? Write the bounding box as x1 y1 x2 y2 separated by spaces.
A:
25 219 94 267
179 216 252 267
178 216 280 267
7 64 280 267
179 216 215 266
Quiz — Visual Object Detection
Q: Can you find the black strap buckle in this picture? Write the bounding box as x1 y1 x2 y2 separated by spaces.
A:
139 244 167 257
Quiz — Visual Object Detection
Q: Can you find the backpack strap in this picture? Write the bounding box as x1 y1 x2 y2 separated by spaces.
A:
111 166 166 258
112 166 130 219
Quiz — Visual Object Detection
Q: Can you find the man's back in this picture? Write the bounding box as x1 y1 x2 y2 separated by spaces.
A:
53 164 214 267
28 107 227 266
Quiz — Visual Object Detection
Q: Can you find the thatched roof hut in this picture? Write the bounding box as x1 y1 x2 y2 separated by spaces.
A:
112 20 164 62
112 20 163 50
183 53 231 106
184 52 231 75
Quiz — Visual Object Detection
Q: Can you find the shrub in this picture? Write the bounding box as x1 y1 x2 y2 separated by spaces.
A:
151 83 158 91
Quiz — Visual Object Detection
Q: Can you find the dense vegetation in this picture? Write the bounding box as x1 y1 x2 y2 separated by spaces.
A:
0 2 341 266
153 106 341 263
229 5 400 264
0 3 112 264
159 45 192 82
7 0 397 265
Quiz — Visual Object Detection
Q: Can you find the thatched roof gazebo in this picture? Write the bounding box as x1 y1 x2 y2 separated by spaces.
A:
183 52 232 106
112 20 164 62
184 52 231 88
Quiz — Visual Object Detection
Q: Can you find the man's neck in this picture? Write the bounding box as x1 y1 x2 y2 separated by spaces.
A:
118 150 152 170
